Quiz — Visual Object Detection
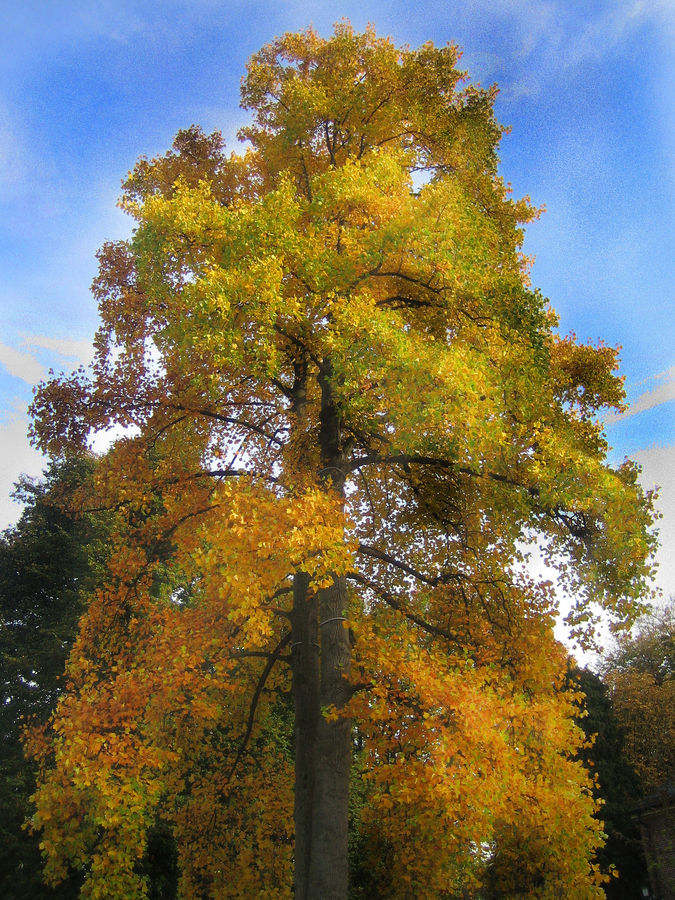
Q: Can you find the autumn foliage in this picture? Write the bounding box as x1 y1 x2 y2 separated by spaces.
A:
27 24 657 899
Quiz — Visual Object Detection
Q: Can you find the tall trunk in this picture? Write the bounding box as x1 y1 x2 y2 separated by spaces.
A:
307 573 351 899
290 572 319 900
291 574 351 900
290 358 352 899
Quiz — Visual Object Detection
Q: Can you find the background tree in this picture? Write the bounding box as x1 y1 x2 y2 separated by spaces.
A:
0 457 101 899
572 667 648 900
602 599 674 682
28 24 657 900
601 600 675 793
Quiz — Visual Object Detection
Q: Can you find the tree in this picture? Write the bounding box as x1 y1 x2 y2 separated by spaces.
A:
0 457 103 899
572 667 647 899
28 23 657 899
599 602 675 900
602 598 674 683
601 600 675 793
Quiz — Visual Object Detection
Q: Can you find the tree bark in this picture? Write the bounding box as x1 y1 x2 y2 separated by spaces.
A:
290 357 352 899
307 573 351 899
290 572 319 900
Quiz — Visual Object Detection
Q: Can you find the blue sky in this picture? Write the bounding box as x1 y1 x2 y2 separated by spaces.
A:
1 0 673 600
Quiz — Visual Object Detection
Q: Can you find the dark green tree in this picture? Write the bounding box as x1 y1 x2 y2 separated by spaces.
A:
574 667 648 900
0 457 104 898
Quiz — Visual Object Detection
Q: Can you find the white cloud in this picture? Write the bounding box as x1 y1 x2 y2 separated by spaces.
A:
632 443 675 598
0 342 46 384
636 364 675 388
0 334 95 386
0 408 46 532
22 334 95 366
606 365 675 424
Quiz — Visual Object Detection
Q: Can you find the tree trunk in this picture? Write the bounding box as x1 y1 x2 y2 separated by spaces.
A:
290 358 352 900
290 572 319 900
307 573 351 899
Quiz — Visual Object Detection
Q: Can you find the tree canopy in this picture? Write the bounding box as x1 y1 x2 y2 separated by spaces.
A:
27 23 657 900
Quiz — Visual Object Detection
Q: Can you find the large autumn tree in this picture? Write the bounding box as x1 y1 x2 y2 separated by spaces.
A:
28 24 657 900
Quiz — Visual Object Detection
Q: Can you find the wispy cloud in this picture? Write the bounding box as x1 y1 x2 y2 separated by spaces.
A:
632 443 675 597
0 334 94 385
606 366 675 424
463 0 675 99
0 1 148 59
23 334 94 364
0 406 46 531
564 1 659 67
0 342 45 384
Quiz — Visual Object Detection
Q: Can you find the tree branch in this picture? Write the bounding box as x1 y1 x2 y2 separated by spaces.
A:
347 571 458 642
357 542 464 588
173 404 285 447
346 452 539 497
226 630 293 783
368 269 445 294
375 295 436 310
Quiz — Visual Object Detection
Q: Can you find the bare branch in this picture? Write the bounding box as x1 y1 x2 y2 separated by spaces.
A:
368 269 445 294
173 404 285 447
375 295 436 310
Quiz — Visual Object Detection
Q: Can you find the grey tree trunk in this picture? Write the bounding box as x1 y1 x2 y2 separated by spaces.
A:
307 574 351 899
290 572 320 900
291 573 352 900
290 358 352 900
